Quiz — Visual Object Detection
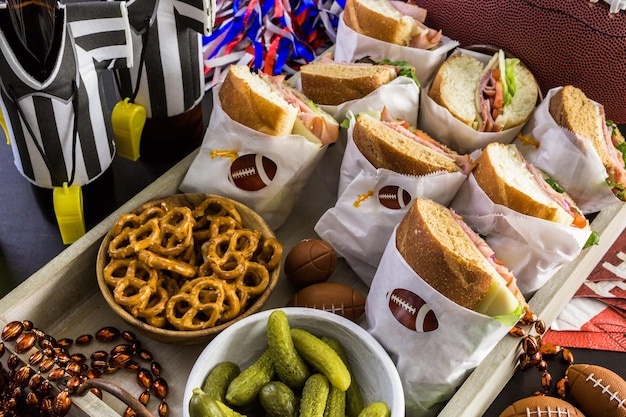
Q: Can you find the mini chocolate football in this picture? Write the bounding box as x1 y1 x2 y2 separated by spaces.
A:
567 364 626 417
229 153 277 191
378 185 412 210
287 282 366 321
284 239 337 288
388 288 438 332
498 396 585 417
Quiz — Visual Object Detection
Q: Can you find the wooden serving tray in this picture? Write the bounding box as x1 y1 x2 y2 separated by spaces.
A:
1 149 625 417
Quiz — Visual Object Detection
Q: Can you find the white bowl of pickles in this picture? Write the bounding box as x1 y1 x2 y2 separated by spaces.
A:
183 307 404 417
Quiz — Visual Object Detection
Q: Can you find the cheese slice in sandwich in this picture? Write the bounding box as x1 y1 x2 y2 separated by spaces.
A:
396 198 526 317
473 142 589 229
352 110 475 176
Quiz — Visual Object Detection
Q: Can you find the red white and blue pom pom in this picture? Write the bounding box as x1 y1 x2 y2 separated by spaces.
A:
203 0 345 88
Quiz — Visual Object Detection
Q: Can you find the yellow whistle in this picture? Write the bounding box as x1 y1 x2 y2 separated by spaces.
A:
53 182 86 244
1 108 10 145
112 98 146 161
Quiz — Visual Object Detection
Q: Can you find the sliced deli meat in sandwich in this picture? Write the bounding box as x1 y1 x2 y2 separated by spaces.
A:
396 198 526 317
549 85 626 201
299 55 417 106
473 142 590 230
429 50 538 132
219 65 339 144
342 0 442 49
352 109 475 176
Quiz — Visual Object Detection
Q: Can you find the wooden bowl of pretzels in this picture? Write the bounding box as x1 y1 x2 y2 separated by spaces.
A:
96 193 283 345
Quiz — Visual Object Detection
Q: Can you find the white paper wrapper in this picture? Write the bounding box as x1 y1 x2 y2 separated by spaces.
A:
179 85 326 229
311 76 421 197
333 12 459 86
417 49 524 154
450 174 592 295
515 87 620 214
366 227 518 417
315 118 466 285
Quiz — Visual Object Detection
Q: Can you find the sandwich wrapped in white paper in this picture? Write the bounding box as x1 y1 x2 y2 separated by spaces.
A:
515 87 622 213
179 84 326 229
315 115 466 284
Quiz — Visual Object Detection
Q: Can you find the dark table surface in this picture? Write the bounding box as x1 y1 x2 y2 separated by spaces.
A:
0 89 624 415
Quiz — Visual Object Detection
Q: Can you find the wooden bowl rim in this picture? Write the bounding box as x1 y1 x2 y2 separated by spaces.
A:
96 193 281 343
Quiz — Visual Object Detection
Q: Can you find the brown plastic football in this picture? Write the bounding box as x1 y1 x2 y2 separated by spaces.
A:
287 282 366 321
568 364 626 417
498 396 585 417
284 239 337 288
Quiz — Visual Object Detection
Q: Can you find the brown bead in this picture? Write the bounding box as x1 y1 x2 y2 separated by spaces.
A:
22 320 34 332
75 334 94 345
125 360 140 372
151 361 162 377
541 370 552 391
14 332 36 353
518 353 532 371
121 330 137 342
151 377 168 399
56 351 72 367
29 350 45 366
528 352 543 367
124 407 138 417
534 320 547 335
29 372 44 391
111 344 133 356
159 400 170 417
562 348 574 365
137 368 153 389
519 310 538 326
56 338 73 349
522 335 539 356
52 390 72 417
7 354 20 370
139 390 150 405
2 321 24 342
40 397 54 415
39 357 56 372
509 325 525 338
15 365 33 387
25 391 40 409
539 343 562 357
90 350 109 361
48 368 66 381
138 348 153 362
0 341 5 358
66 361 85 376
109 352 133 368
71 353 87 364
38 380 53 397
556 376 570 398
95 326 121 343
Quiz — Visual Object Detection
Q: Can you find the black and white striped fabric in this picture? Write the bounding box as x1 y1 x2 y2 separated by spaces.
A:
0 1 132 189
115 0 214 118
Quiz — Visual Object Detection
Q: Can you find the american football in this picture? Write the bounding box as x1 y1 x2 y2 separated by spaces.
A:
286 282 366 321
567 364 626 417
284 238 337 288
378 185 412 210
387 288 438 332
498 396 585 417
229 153 277 191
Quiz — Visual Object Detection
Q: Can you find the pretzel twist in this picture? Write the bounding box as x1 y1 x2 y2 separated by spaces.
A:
104 198 282 331
165 277 230 330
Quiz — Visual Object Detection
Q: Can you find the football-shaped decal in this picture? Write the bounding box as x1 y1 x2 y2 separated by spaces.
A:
229 153 277 191
287 282 366 321
388 288 438 332
498 396 585 417
284 239 338 288
567 364 626 417
378 185 412 210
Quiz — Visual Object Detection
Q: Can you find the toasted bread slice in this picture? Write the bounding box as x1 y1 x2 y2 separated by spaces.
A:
342 0 416 46
352 113 461 175
218 65 297 136
299 62 397 106
396 198 522 316
473 142 575 225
